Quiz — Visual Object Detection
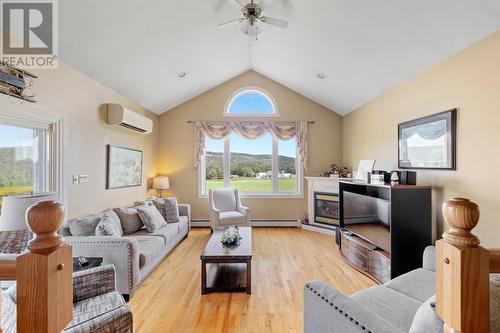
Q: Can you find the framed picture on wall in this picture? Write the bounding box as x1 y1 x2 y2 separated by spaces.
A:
106 145 143 189
398 109 457 170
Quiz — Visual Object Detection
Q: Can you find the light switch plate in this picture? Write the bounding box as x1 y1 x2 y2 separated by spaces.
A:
78 175 89 184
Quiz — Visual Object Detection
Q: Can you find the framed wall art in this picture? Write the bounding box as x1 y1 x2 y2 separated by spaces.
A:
398 109 457 170
106 145 143 189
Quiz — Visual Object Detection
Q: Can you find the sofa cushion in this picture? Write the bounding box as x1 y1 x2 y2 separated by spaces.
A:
219 211 246 225
153 197 180 223
128 235 164 268
68 213 103 236
132 223 179 246
66 291 129 331
114 207 143 235
136 205 167 232
409 295 443 333
212 189 237 212
350 285 422 332
102 209 123 236
384 268 435 303
95 215 121 236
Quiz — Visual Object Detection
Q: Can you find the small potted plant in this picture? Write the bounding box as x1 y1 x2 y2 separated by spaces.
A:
322 164 351 178
221 226 242 247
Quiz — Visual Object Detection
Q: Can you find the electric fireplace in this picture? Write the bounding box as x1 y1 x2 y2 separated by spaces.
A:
314 192 339 226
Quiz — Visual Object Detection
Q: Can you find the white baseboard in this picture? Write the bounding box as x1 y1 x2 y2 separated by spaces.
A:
301 224 336 235
191 219 211 227
190 219 301 228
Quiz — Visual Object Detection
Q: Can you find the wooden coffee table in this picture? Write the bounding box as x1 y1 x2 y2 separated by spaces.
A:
200 227 252 295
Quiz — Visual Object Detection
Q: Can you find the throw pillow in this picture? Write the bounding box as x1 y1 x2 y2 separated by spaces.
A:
68 213 103 236
136 205 167 232
95 215 121 236
113 207 143 235
409 295 443 333
153 197 180 223
102 209 123 236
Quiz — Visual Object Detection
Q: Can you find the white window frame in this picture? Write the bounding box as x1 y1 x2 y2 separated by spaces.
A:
198 135 303 199
0 94 66 206
224 86 279 117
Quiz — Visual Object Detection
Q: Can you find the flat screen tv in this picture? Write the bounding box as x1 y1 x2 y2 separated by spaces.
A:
342 191 391 227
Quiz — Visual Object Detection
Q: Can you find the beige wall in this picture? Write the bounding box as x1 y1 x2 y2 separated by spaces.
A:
342 31 500 247
158 70 343 220
32 63 159 219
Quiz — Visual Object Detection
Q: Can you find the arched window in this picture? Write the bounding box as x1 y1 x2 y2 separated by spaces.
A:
225 87 278 117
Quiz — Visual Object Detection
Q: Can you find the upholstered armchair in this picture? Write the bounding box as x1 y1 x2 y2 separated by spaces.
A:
208 188 250 231
1 265 133 333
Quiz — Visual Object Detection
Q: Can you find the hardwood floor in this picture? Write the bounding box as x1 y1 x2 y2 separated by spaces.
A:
129 227 375 332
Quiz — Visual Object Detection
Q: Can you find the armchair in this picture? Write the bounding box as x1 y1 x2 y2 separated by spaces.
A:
1 265 133 333
208 188 250 231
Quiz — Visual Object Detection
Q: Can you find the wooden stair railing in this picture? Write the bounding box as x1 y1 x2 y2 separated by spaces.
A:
436 198 500 333
0 201 73 333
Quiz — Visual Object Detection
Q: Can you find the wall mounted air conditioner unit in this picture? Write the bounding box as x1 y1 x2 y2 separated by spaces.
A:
107 104 153 134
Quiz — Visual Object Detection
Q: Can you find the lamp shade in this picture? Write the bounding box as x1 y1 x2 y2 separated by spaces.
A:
0 192 60 231
152 177 170 190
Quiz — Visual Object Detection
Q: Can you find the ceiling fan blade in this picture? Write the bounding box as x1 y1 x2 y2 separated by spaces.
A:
227 0 245 8
218 18 245 28
260 16 288 28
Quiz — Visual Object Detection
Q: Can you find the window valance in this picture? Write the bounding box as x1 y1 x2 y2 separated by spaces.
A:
194 121 308 169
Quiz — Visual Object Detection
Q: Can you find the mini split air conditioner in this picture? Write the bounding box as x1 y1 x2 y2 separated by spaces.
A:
107 104 153 134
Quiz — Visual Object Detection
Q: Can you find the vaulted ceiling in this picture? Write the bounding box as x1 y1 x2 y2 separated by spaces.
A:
60 0 500 115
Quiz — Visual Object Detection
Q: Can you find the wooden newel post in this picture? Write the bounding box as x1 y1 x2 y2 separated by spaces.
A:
436 198 490 333
16 201 73 333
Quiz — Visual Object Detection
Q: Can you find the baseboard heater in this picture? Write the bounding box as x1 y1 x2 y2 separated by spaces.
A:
191 219 301 228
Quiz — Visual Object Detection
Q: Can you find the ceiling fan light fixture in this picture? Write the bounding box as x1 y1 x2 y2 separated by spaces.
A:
241 21 262 36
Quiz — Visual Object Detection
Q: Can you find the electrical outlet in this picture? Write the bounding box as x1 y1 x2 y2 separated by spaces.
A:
78 175 89 184
72 175 79 185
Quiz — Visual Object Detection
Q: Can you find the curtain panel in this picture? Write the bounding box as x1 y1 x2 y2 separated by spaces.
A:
194 121 308 169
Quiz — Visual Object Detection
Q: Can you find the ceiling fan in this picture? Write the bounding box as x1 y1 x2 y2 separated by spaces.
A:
218 0 289 39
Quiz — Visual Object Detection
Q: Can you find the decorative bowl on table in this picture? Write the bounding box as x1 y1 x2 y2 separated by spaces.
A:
220 226 242 247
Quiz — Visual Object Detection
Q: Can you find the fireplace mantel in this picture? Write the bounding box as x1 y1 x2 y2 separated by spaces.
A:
305 177 351 229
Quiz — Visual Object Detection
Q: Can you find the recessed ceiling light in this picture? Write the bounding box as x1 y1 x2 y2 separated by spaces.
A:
178 72 186 78
317 73 325 79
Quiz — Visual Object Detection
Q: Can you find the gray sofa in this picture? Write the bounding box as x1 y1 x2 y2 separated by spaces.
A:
304 246 438 333
304 246 500 332
60 203 191 298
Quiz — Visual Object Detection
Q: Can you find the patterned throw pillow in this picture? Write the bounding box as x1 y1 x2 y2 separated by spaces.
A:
113 207 144 235
153 197 180 223
136 205 167 232
95 215 121 236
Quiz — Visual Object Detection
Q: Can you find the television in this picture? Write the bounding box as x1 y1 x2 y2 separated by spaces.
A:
342 191 391 227
341 191 391 252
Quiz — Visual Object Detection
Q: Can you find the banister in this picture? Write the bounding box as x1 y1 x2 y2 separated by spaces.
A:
490 249 500 273
436 198 490 333
15 200 73 333
0 259 16 280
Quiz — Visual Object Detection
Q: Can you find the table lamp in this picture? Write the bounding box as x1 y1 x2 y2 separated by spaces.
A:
153 177 170 198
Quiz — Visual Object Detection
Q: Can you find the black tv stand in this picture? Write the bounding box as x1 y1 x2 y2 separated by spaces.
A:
338 180 433 283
